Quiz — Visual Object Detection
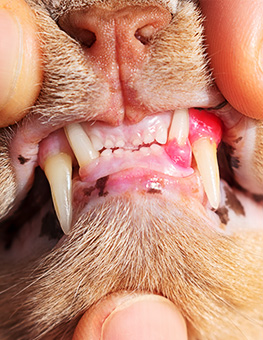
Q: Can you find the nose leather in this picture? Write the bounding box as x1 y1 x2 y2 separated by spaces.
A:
59 6 172 123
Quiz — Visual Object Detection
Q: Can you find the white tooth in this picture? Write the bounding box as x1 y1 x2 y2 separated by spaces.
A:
44 153 72 235
64 124 99 168
140 147 151 155
105 139 114 149
156 126 168 144
114 149 124 157
90 134 104 151
116 139 125 148
192 138 221 209
169 108 189 145
101 149 113 157
132 136 142 147
150 144 162 153
144 132 154 144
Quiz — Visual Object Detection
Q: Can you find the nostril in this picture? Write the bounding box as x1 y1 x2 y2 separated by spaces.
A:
75 29 96 48
58 16 97 48
135 24 156 45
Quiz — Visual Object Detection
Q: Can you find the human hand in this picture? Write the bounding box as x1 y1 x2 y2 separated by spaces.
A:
199 0 263 119
0 0 42 127
72 293 188 340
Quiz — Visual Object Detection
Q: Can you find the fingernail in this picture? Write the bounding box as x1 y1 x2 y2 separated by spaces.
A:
101 296 188 340
0 9 22 109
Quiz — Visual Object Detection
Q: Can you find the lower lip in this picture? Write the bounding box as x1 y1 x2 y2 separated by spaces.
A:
72 168 206 211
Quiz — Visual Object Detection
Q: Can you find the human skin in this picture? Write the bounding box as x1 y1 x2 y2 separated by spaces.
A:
199 0 263 119
0 0 42 127
0 0 262 339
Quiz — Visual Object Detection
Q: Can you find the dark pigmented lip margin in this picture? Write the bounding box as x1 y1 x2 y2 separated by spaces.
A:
196 100 228 112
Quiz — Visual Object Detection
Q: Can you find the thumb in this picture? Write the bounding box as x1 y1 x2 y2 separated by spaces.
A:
0 0 42 127
200 0 263 119
72 293 188 340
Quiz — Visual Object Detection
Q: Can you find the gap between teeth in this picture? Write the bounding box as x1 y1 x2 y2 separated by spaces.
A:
42 108 221 234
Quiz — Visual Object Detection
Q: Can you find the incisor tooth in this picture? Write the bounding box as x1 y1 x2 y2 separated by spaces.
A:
192 138 220 209
64 123 99 168
44 153 72 235
156 126 167 144
169 109 189 145
90 134 103 151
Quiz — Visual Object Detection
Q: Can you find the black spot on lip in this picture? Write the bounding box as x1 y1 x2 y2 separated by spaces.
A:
18 155 30 165
215 206 229 225
147 188 162 194
223 143 240 169
234 137 243 144
225 186 245 216
95 176 109 197
83 186 95 197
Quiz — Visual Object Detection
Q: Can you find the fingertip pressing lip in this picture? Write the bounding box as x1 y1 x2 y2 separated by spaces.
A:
0 0 42 127
72 293 188 340
0 9 20 113
200 0 263 119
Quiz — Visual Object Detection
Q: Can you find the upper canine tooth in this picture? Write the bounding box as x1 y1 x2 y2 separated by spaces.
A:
43 153 72 235
192 138 221 209
64 123 99 168
169 109 189 145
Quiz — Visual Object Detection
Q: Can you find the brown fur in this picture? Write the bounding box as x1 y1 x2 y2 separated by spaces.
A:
0 1 263 339
1 196 263 339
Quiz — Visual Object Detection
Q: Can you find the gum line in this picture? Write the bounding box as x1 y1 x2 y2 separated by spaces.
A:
38 108 223 182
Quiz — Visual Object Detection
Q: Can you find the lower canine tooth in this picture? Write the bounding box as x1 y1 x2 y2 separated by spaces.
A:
169 108 189 145
192 138 221 209
44 153 72 235
64 123 99 168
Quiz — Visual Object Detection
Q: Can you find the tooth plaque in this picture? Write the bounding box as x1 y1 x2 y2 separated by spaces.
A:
64 123 99 168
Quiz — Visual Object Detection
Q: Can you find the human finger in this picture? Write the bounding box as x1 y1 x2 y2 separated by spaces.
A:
200 0 263 119
72 293 188 340
0 0 42 127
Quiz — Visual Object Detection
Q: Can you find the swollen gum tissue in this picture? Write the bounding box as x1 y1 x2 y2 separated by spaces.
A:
165 108 223 168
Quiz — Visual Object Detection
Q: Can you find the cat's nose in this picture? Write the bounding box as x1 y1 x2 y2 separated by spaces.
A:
59 6 171 71
59 6 171 122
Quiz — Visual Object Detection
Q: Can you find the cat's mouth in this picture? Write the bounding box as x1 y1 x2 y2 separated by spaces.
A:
37 107 222 234
1 104 263 254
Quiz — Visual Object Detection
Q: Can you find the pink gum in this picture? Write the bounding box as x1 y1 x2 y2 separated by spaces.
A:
188 108 223 146
38 129 74 169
